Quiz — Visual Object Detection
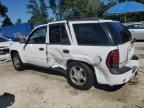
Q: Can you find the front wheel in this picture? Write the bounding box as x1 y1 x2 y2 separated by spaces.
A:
66 62 95 90
11 52 25 71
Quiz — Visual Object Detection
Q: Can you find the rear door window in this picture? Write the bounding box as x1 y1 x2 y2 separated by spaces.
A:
49 24 70 45
73 23 110 46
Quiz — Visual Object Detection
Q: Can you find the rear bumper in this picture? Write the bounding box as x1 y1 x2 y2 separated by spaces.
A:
95 55 139 86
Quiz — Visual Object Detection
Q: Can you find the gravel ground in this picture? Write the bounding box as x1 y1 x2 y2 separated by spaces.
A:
0 42 144 108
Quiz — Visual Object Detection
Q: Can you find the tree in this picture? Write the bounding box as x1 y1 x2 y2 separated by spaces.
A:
49 0 101 20
88 0 101 8
15 18 22 24
27 0 48 25
49 0 59 20
49 0 93 20
0 2 14 27
136 0 144 3
0 2 8 17
39 0 48 18
119 0 144 3
49 0 68 20
99 1 116 16
1 16 13 27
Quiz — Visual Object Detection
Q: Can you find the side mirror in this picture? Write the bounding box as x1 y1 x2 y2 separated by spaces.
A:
19 37 27 43
8 38 12 41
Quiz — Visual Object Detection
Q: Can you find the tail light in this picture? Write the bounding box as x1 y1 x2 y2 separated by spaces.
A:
106 49 119 68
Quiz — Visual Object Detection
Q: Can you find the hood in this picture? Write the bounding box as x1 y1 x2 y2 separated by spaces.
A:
0 41 13 48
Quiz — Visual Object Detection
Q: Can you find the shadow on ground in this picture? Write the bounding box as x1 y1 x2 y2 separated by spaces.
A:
25 65 124 92
0 93 15 108
94 83 124 92
26 65 66 77
136 40 144 42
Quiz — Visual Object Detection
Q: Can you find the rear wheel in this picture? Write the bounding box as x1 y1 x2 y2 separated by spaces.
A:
66 62 95 90
11 52 25 71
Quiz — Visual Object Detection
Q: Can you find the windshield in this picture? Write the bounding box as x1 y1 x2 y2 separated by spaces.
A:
0 36 9 42
73 23 110 46
103 22 132 44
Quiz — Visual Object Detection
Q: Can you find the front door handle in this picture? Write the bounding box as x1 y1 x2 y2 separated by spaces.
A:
63 49 69 53
39 48 44 51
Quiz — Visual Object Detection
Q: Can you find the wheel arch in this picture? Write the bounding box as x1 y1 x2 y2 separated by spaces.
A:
67 59 96 78
67 59 94 69
10 50 19 57
10 50 25 63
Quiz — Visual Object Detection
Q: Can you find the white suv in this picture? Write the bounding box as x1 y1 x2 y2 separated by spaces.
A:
10 20 139 90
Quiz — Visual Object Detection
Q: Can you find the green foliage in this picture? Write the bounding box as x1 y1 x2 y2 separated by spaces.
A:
49 0 61 20
26 0 144 24
126 12 144 22
27 0 117 22
27 0 48 26
71 0 96 18
0 2 13 28
55 0 100 20
15 18 22 25
28 15 48 24
0 2 8 17
135 0 144 3
126 0 144 22
49 0 58 20
1 16 13 27
119 0 135 3
119 0 144 3
39 0 48 18
96 2 116 17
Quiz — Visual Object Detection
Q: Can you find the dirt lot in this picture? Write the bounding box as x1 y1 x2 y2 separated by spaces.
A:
0 42 144 108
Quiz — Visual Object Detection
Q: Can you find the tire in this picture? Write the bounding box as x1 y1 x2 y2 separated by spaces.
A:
11 52 25 71
66 62 95 90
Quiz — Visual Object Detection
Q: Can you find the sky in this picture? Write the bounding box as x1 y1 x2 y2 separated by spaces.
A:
0 0 31 23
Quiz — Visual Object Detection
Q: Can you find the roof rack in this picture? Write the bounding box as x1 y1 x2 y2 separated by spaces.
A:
67 17 99 21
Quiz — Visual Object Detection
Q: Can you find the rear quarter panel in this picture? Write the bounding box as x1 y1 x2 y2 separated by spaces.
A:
72 46 117 66
72 45 118 84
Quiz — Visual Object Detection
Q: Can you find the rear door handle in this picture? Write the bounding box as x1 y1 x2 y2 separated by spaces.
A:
63 49 69 53
39 48 44 51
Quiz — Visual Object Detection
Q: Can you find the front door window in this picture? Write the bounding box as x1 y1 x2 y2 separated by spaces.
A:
28 26 47 44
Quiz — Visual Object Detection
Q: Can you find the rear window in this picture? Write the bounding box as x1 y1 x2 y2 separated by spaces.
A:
73 23 110 46
103 22 132 44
